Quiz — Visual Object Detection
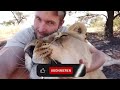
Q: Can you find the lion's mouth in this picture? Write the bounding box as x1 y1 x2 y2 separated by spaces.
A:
31 59 62 66
49 60 62 64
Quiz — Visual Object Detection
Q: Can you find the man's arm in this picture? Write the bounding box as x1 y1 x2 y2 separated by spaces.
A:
0 26 35 79
0 46 25 79
86 41 108 73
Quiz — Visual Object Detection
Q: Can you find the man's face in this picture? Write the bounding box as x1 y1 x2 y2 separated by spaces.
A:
33 11 64 39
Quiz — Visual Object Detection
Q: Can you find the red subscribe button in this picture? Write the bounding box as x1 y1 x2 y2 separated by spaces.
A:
49 67 73 75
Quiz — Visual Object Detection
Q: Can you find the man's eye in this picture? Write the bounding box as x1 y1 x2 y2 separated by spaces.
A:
36 17 41 21
46 21 54 25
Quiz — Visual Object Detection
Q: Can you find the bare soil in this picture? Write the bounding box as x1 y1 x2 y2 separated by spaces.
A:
87 31 120 79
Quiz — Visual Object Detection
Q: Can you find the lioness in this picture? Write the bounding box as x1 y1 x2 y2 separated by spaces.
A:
24 22 106 79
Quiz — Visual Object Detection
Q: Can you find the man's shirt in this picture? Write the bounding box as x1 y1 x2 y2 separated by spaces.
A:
4 26 68 48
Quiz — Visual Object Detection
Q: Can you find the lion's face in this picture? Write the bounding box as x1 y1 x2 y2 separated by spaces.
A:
24 22 106 79
24 32 92 79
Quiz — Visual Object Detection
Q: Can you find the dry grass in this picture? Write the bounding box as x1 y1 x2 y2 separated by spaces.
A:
0 25 119 41
87 27 104 33
0 25 20 41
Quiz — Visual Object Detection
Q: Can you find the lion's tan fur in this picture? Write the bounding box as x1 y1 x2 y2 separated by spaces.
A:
24 22 106 79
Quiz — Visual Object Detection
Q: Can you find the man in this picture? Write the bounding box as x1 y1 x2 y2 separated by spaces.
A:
0 11 107 79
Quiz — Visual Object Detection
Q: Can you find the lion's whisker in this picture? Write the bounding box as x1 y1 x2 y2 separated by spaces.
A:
16 63 25 67
16 67 26 69
18 68 29 78
50 57 58 64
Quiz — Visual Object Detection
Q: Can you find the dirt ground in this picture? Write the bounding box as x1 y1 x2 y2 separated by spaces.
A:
87 31 120 79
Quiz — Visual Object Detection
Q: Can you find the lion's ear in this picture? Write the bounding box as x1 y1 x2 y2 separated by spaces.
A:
78 23 87 34
77 28 82 34
68 22 87 34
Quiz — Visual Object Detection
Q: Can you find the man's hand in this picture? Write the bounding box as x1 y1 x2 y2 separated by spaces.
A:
79 59 89 73
81 40 107 73
79 50 107 73
0 46 26 79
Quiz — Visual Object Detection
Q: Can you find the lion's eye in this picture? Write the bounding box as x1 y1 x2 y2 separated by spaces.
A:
60 34 68 39
25 46 35 58
61 34 68 37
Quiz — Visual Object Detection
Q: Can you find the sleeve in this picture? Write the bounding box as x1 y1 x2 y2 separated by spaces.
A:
4 26 36 49
58 26 68 32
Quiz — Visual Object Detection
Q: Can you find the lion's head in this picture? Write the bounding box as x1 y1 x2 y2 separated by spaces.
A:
24 22 106 79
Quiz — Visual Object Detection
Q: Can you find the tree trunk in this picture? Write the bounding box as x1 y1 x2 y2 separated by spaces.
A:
105 11 114 39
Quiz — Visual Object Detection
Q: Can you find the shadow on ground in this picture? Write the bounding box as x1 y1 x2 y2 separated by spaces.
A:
87 31 120 79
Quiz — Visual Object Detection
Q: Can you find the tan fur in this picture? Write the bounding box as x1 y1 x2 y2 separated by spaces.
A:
67 22 87 42
24 22 106 79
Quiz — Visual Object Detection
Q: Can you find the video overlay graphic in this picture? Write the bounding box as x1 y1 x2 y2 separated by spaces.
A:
37 64 86 77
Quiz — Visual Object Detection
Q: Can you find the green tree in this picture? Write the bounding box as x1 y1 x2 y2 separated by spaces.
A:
0 11 28 26
11 11 28 24
104 11 120 39
0 20 15 26
113 16 120 29
89 16 105 27
77 11 99 24
67 11 120 39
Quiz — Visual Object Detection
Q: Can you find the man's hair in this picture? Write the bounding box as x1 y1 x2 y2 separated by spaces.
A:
57 11 66 20
35 11 66 21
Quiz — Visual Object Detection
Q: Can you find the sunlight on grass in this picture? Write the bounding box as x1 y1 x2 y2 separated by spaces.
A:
0 25 118 42
0 25 20 41
0 25 105 40
87 27 104 33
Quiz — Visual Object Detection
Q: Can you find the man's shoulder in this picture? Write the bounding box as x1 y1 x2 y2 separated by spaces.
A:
15 25 35 39
16 25 35 40
19 25 34 34
4 25 35 48
58 26 68 32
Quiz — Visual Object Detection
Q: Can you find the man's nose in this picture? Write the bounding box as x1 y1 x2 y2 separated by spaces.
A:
38 22 47 32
